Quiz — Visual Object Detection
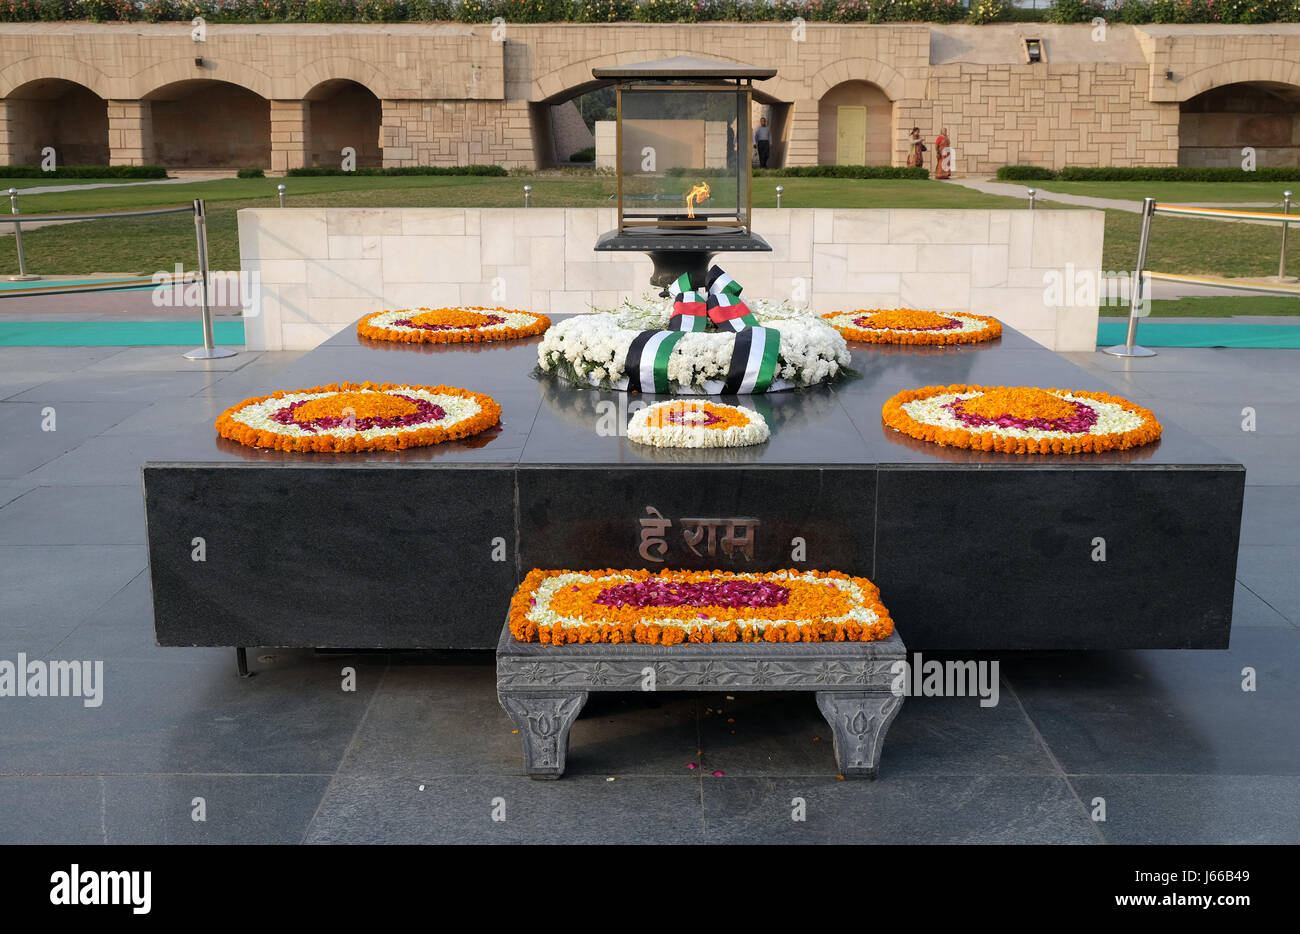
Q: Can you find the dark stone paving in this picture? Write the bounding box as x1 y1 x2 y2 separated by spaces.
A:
0 344 1296 844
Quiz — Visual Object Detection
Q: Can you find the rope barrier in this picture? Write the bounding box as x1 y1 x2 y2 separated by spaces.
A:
1153 203 1300 224
1145 271 1300 297
3 195 235 360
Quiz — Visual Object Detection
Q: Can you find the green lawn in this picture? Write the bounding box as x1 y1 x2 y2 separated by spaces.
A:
4 174 1299 291
1101 295 1300 317
0 176 1023 275
1102 210 1299 280
1029 179 1298 205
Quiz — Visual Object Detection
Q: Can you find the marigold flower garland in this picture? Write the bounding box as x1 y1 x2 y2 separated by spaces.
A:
627 400 770 448
882 384 1162 455
822 308 1002 345
509 568 894 646
357 306 550 344
214 381 502 452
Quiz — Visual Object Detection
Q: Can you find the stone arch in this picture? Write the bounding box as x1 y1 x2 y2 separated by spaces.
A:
1179 80 1300 168
1175 59 1300 103
294 58 389 101
3 78 109 165
146 79 270 169
818 79 894 166
810 58 905 104
134 59 275 102
303 79 383 168
0 57 112 99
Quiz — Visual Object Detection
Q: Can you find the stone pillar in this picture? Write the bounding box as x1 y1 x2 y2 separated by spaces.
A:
107 100 155 166
381 100 414 167
785 99 819 167
0 100 17 165
270 100 310 172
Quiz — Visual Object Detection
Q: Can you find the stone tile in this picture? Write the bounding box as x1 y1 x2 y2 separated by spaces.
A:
305 258 384 300
0 485 143 546
1231 582 1295 630
1196 434 1300 486
0 648 382 776
304 775 704 844
78 346 263 374
1071 775 1300 845
334 662 521 777
1240 486 1300 545
0 544 146 651
700 775 1098 844
696 684 1056 778
1236 546 1300 623
7 372 222 405
0 774 330 845
380 235 481 284
0 401 146 479
1004 628 1300 776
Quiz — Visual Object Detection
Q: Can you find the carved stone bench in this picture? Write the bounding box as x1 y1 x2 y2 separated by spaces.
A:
496 623 906 780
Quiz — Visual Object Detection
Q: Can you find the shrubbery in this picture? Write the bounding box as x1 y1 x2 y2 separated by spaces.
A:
998 165 1300 182
4 0 1295 23
996 165 1058 181
284 164 508 175
759 164 929 178
0 164 168 178
236 167 265 178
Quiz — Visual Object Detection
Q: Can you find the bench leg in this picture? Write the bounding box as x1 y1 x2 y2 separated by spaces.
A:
500 692 588 780
815 691 903 780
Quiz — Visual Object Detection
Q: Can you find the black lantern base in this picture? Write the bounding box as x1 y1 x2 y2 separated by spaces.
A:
595 228 772 293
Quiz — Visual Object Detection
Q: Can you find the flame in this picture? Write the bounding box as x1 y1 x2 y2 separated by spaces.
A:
685 181 711 219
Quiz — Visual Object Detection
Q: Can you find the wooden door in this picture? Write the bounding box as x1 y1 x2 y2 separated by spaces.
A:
836 106 867 165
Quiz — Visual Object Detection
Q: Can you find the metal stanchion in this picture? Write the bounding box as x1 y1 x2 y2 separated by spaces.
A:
1279 190 1294 283
775 185 784 208
184 198 237 360
277 184 286 208
523 184 532 208
1104 196 1157 358
1027 188 1036 211
7 188 40 281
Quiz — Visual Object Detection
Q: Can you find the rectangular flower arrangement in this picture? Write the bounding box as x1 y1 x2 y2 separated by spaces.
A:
509 569 894 646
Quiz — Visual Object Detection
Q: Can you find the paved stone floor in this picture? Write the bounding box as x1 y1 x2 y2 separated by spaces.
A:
0 343 1297 844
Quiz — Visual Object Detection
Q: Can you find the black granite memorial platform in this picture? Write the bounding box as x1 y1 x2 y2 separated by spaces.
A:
143 317 1245 652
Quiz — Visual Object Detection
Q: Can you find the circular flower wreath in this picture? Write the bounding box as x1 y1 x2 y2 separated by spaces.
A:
882 385 1162 455
214 382 502 453
822 308 1002 345
537 295 850 394
627 400 770 449
357 306 550 344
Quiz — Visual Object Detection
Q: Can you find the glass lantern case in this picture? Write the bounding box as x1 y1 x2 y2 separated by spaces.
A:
591 56 775 290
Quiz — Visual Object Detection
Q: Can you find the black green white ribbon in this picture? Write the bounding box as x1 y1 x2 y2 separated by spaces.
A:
667 272 709 332
625 329 686 394
705 266 760 332
624 266 780 394
721 324 780 394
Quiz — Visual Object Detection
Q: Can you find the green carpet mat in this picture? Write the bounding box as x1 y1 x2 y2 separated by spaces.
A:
0 320 244 346
0 277 159 294
1097 320 1300 349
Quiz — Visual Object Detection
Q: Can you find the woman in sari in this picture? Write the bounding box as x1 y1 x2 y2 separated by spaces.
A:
905 127 925 169
934 128 951 179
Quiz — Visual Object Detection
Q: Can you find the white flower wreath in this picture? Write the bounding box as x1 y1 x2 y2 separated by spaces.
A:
536 295 852 395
